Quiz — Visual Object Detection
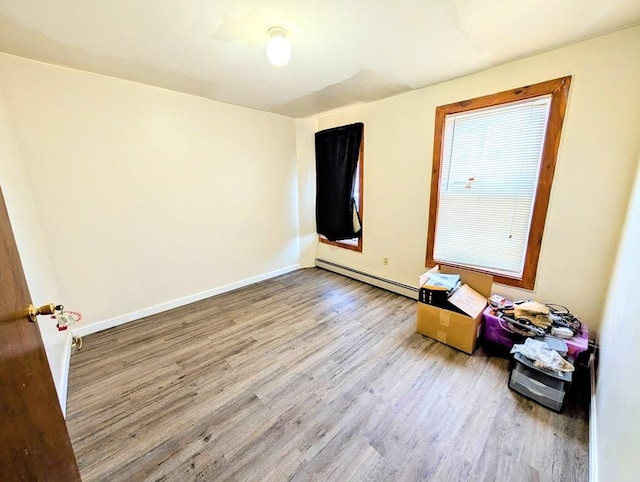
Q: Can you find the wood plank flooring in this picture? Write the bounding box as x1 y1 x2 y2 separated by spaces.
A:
66 268 589 481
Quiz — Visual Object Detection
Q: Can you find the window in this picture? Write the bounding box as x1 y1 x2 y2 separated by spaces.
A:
316 123 364 252
426 77 571 289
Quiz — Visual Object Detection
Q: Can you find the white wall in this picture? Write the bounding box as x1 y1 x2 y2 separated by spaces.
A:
0 89 69 411
311 26 640 334
295 116 318 267
595 156 640 481
0 53 300 332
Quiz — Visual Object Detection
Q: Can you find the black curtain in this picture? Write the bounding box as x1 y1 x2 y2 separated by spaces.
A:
315 123 363 241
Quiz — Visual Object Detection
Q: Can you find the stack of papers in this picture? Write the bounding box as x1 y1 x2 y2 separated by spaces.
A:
422 272 461 292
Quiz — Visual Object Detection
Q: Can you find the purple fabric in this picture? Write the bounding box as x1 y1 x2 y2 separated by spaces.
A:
482 307 589 357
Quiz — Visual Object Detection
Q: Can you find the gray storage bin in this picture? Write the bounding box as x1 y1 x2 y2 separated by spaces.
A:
509 352 572 412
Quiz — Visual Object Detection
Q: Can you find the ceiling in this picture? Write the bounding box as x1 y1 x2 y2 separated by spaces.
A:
1 1 638 118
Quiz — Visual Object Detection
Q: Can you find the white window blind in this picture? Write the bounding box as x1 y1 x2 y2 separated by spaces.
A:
433 95 552 277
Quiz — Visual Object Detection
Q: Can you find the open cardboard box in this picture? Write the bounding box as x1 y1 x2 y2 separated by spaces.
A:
416 265 492 354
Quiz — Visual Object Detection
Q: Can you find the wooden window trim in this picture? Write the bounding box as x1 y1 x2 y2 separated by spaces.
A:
425 76 572 289
319 132 364 252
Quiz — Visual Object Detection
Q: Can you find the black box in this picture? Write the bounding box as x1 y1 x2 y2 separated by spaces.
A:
418 286 465 315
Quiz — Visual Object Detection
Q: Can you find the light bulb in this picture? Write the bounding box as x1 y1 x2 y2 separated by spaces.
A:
266 27 291 67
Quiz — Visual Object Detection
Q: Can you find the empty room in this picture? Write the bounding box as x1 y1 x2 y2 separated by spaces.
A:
0 1 639 481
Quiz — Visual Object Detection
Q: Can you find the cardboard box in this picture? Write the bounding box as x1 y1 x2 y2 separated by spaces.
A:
416 266 492 354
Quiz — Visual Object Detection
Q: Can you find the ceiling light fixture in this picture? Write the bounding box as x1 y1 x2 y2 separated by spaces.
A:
266 27 291 67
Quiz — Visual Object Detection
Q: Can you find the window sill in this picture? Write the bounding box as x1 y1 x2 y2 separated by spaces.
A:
426 260 535 291
319 236 362 252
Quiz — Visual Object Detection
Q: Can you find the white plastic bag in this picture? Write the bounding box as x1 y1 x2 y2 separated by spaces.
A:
511 338 574 373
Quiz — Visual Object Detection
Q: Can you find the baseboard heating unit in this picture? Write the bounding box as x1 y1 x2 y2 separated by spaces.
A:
315 258 418 300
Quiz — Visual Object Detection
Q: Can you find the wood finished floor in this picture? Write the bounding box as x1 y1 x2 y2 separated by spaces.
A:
66 268 589 482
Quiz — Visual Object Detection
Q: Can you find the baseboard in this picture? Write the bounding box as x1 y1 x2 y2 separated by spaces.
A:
59 330 73 418
71 264 300 337
589 352 598 482
315 258 418 299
